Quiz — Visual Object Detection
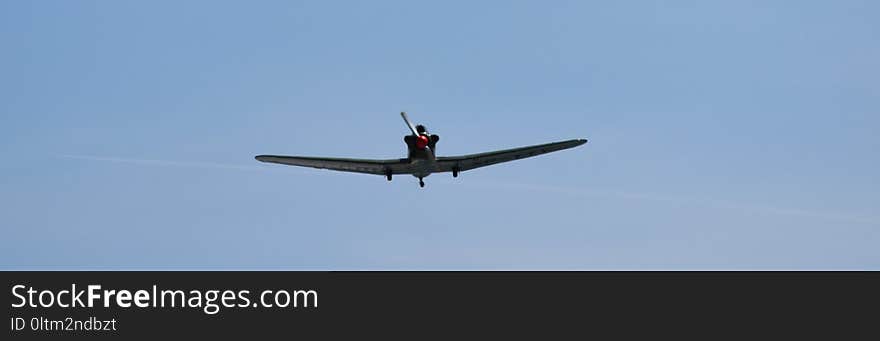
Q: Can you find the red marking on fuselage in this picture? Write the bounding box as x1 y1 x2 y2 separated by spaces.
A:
416 135 429 149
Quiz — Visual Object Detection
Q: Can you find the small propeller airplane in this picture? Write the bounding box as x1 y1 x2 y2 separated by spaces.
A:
255 112 587 187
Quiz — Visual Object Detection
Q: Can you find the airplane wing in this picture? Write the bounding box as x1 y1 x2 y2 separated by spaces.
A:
254 155 413 175
435 139 587 173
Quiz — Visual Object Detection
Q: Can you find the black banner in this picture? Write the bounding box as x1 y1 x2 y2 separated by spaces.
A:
3 272 878 338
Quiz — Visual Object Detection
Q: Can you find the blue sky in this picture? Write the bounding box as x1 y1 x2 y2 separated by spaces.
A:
2 1 878 269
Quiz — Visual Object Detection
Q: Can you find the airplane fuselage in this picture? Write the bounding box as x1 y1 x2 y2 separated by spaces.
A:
404 133 438 178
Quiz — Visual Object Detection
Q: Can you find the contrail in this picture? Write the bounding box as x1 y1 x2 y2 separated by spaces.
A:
462 180 880 226
58 154 283 172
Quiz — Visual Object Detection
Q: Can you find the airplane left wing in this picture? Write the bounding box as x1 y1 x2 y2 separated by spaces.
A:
255 155 412 175
434 139 587 173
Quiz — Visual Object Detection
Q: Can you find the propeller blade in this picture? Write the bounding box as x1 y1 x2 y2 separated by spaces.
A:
400 111 419 136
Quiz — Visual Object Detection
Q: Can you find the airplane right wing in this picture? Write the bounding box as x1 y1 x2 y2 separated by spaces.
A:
434 139 587 173
255 155 414 175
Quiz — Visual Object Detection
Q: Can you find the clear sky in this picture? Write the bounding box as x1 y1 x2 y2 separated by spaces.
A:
2 1 878 269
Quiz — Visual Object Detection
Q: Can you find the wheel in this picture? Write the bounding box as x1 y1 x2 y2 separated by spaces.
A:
452 168 459 178
419 178 425 187
386 174 392 181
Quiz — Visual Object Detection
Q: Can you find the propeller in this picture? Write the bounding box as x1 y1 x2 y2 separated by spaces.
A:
400 112 430 149
400 111 419 136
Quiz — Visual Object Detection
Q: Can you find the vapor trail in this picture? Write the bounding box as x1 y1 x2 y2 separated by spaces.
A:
463 181 880 226
58 154 276 172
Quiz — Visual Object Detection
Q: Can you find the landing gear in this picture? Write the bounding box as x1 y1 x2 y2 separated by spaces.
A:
419 177 425 188
385 170 393 181
452 167 459 178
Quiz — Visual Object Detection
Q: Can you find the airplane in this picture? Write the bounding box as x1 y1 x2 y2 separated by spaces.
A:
255 112 587 188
